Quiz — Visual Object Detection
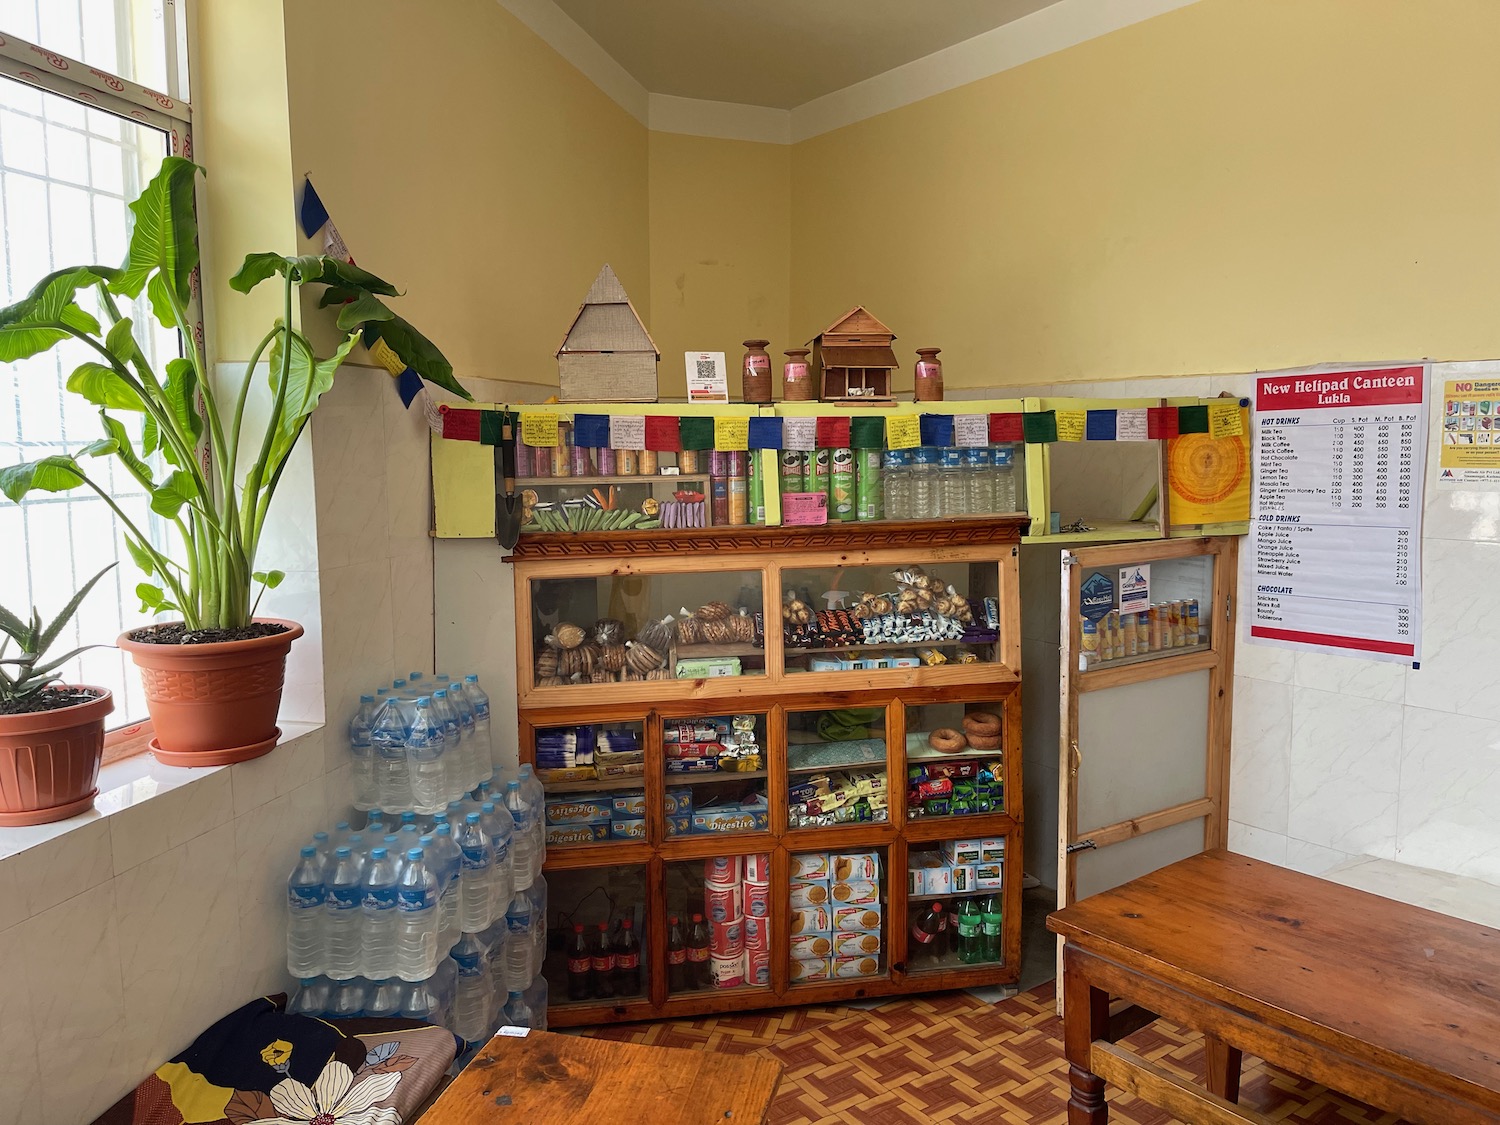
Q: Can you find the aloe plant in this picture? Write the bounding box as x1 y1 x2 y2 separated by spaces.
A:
0 157 468 631
0 564 114 709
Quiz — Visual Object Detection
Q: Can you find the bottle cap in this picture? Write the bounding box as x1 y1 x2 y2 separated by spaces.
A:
336 846 352 858
407 848 424 861
335 822 350 833
435 689 447 699
573 923 584 932
409 672 424 681
507 780 520 791
691 912 703 922
466 812 481 823
300 845 317 858
347 835 363 847
360 694 374 703
300 977 318 985
435 821 451 835
392 679 405 689
622 918 634 929
435 672 450 680
383 835 399 846
312 832 328 844
419 835 434 846
509 991 523 999
931 902 943 910
416 695 430 705
597 922 607 930
465 674 478 683
482 802 495 813
372 847 388 859
400 811 416 822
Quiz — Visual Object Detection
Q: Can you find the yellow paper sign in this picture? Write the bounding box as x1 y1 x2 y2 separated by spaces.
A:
520 412 560 448
1056 410 1086 442
886 415 920 450
1208 401 1244 439
714 416 749 451
367 336 406 377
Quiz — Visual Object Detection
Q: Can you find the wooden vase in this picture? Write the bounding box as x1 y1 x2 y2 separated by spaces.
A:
914 348 945 402
782 349 814 402
741 340 773 403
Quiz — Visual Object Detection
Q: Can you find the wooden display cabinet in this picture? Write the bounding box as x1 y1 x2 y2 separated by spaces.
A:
510 519 1026 1025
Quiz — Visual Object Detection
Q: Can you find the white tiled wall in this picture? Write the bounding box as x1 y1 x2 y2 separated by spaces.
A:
0 363 436 1125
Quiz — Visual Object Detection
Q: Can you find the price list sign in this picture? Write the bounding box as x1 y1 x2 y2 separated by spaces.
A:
1248 366 1426 665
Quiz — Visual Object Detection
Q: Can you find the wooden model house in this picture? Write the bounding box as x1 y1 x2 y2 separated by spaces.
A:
556 264 660 402
809 306 898 402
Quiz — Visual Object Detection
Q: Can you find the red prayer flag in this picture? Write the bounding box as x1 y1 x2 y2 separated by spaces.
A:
1147 407 1179 439
441 407 482 442
815 415 851 448
989 413 1024 443
645 415 682 451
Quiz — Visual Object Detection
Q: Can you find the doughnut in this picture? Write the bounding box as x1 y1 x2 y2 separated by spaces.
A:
965 732 1002 751
962 710 1002 737
927 728 968 753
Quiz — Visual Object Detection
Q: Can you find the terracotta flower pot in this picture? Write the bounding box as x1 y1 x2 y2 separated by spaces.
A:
0 688 112 826
118 618 304 766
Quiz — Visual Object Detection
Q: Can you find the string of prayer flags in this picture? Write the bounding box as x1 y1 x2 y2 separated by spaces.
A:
783 416 817 451
919 413 954 448
990 413 1025 443
644 415 681 451
571 413 610 449
714 415 750 451
815 415 851 449
886 414 920 450
1055 409 1087 442
678 415 714 451
748 416 783 450
850 416 885 449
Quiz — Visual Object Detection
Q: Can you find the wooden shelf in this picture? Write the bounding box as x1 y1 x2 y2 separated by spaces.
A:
675 642 766 659
663 768 768 786
1022 517 1161 545
540 774 645 793
783 638 997 658
515 474 710 487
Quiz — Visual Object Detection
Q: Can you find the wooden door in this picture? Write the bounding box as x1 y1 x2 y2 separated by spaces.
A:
1055 537 1238 1004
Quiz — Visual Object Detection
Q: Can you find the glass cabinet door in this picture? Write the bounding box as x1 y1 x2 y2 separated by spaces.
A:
785 705 890 830
541 864 649 1008
663 712 769 838
1075 552 1214 672
905 839 1005 974
788 848 889 987
531 718 646 850
902 700 1008 821
665 854 774 998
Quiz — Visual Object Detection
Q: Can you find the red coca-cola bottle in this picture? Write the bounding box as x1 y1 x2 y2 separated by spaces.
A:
687 912 711 989
912 902 946 950
592 921 615 999
614 917 642 996
667 915 689 992
566 922 592 1000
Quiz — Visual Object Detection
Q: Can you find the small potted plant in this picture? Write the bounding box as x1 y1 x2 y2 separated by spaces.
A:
0 158 467 764
0 565 115 825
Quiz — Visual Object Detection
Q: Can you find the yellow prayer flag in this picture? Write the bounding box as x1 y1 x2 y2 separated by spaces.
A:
520 412 560 448
367 336 406 377
1208 401 1244 439
1056 410 1086 442
886 415 920 450
714 415 749 451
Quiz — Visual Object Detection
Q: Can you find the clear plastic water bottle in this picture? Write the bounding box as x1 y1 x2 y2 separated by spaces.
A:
289 976 330 1018
518 765 547 883
396 846 440 981
328 977 368 1019
993 446 1018 512
504 781 535 893
480 800 515 922
882 450 911 521
429 690 463 804
399 976 441 1023
503 889 534 993
480 919 509 1029
405 696 448 815
450 933 493 1048
324 846 365 980
939 447 968 517
463 675 493 783
348 694 378 810
362 846 400 981
445 678 480 792
365 977 404 1018
526 875 548 981
370 695 413 813
966 448 995 514
910 447 939 518
286 846 325 978
390 677 410 699
457 812 495 934
407 671 427 697
333 820 353 845
423 826 462 951
502 989 534 1031
310 831 333 869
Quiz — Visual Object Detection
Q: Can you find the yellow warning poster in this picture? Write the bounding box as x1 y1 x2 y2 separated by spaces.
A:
1438 379 1500 487
1167 405 1251 525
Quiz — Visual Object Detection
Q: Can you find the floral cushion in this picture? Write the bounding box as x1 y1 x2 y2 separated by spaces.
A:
91 994 456 1125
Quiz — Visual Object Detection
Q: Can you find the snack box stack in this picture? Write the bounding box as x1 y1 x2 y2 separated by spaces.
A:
907 838 1005 895
664 715 764 776
906 758 1002 818
542 788 693 845
788 769 889 828
534 725 642 784
789 851 884 983
703 853 772 988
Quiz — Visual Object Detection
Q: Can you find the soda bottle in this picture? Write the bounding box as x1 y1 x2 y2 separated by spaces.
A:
981 892 1003 962
667 915 688 992
911 902 945 955
566 923 592 1001
592 921 616 999
614 917 642 996
956 898 984 964
687 913 710 988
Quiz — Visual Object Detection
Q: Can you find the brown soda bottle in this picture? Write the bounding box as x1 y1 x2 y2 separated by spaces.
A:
566 922 591 1001
667 915 688 991
614 917 642 996
592 921 615 999
687 912 711 988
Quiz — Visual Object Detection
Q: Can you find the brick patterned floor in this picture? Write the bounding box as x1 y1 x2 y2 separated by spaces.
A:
574 983 1411 1124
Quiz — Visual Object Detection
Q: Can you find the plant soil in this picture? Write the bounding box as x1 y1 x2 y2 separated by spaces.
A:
129 622 291 646
0 687 103 717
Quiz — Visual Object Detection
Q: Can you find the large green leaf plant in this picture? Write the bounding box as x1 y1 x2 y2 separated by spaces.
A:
0 158 469 632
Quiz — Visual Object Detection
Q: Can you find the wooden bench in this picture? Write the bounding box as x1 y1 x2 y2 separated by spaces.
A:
1047 849 1500 1124
419 1029 782 1124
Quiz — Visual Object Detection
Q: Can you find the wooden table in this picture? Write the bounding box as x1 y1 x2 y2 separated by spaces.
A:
420 1029 783 1124
1046 850 1500 1124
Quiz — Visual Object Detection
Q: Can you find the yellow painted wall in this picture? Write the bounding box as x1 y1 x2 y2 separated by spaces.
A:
791 0 1500 389
189 0 298 363
280 0 650 384
648 132 791 398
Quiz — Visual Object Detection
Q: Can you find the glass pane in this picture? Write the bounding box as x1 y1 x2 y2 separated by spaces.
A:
0 75 173 726
785 705 889 830
789 848 888 986
6 0 171 91
528 572 765 686
533 719 645 849
903 700 1007 820
777 441 1024 523
1078 553 1214 671
664 713 767 837
905 839 1005 973
541 864 648 1008
666 854 772 996
780 560 1001 674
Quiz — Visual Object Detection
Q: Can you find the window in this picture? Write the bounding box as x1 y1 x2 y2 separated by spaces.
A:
0 2 189 726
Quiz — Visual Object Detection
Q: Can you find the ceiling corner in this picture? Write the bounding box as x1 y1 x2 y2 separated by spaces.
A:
494 0 649 124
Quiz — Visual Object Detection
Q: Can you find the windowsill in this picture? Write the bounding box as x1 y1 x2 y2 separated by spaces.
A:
0 720 323 863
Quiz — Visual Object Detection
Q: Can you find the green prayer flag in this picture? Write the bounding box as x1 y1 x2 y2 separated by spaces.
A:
679 416 714 450
479 410 505 446
850 416 885 449
1022 410 1058 443
1177 405 1210 434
